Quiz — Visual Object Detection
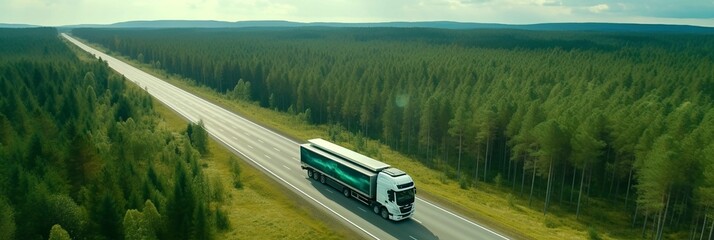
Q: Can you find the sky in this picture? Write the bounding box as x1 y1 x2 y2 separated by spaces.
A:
2 0 714 27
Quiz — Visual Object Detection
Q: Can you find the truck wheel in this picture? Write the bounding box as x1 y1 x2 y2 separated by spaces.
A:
373 204 381 214
307 169 314 178
313 172 320 181
380 207 389 220
343 188 350 198
320 174 326 184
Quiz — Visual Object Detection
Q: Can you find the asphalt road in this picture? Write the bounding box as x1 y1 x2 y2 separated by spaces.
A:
63 33 511 240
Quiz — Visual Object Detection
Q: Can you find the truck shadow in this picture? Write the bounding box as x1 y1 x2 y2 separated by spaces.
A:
308 178 439 240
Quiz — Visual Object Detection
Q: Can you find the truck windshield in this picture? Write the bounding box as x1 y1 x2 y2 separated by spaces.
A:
395 188 415 205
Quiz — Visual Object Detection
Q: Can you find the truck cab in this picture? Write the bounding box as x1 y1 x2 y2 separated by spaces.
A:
375 168 416 221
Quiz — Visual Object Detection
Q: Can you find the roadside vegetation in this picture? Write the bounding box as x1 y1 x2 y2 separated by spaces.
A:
0 27 347 240
72 28 714 239
151 97 351 240
1 28 220 239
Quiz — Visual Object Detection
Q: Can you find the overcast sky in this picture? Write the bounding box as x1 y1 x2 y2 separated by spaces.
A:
2 0 713 27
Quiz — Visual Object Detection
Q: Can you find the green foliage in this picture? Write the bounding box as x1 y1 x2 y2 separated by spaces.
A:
96 192 122 239
0 197 16 240
506 194 517 209
229 156 242 189
142 200 162 235
46 194 88 238
123 209 150 240
72 27 714 237
0 28 73 59
298 108 312 123
215 207 230 231
123 200 161 240
187 120 209 155
543 216 560 228
588 227 602 240
698 144 714 209
191 202 210 240
48 224 71 240
494 173 503 188
167 162 195 239
210 176 225 202
459 177 470 190
231 79 251 101
0 28 223 240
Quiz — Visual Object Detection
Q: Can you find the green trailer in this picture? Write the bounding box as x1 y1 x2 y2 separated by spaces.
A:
300 138 416 221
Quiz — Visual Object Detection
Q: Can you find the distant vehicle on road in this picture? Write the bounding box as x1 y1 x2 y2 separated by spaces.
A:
300 138 416 221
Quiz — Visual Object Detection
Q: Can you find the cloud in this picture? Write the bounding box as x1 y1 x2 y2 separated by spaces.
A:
588 3 609 13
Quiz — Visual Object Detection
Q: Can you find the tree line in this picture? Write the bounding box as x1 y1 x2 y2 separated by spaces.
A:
73 27 714 238
0 28 229 239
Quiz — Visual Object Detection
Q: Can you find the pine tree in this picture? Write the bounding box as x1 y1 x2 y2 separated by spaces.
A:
448 105 469 179
123 209 151 240
167 162 194 239
419 96 437 160
636 135 681 239
96 192 122 239
49 224 71 240
531 120 568 215
186 121 208 155
571 118 605 218
0 197 15 240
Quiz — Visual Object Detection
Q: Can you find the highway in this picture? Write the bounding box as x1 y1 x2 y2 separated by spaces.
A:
63 33 511 240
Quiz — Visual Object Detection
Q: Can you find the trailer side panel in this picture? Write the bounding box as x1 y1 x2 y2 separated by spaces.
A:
301 145 376 197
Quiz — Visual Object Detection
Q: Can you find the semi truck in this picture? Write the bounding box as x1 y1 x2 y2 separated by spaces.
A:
300 138 416 221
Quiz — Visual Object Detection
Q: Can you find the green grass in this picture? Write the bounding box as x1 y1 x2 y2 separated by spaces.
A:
72 36 646 240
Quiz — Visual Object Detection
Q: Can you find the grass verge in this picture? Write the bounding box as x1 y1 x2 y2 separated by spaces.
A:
73 36 643 240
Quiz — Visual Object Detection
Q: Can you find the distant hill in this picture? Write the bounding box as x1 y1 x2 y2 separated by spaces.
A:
0 23 39 28
5 20 710 33
111 20 239 28
518 22 714 33
74 20 714 33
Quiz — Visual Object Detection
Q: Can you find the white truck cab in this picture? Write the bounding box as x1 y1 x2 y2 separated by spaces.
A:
375 168 416 221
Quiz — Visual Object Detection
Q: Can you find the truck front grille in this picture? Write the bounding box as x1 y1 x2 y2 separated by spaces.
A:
400 204 413 214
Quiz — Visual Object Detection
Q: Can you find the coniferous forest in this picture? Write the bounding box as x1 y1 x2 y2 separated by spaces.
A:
0 28 224 239
73 27 714 238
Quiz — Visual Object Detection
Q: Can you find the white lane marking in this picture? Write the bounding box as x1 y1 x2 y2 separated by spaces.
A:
412 218 422 224
232 136 238 140
417 198 509 240
264 154 272 160
258 139 264 143
358 207 367 212
409 236 417 240
247 145 254 149
244 132 250 136
273 147 280 152
325 188 334 194
282 165 290 170
291 157 298 161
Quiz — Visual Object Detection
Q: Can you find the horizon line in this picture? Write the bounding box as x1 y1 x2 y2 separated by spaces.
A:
2 19 714 28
